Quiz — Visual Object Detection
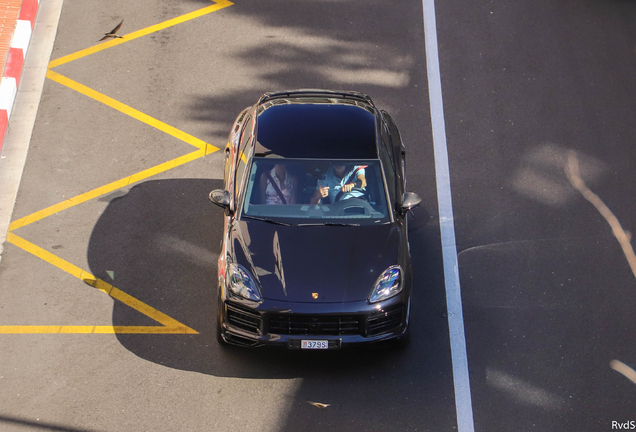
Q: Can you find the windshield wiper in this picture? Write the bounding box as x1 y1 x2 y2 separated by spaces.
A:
297 222 360 227
242 215 293 226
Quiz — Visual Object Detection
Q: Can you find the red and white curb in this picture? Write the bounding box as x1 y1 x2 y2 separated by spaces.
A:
0 0 39 151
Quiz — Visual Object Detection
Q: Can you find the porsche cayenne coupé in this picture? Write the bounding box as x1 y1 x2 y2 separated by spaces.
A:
209 89 422 349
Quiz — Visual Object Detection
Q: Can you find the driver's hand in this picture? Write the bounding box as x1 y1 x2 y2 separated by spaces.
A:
341 183 355 193
319 185 329 198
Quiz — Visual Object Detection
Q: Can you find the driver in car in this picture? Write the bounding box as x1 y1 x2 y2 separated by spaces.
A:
310 164 368 204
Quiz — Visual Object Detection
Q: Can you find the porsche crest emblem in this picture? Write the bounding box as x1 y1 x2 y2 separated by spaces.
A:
312 293 319 299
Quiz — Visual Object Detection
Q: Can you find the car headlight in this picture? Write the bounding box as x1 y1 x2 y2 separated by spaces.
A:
227 263 261 301
369 265 403 303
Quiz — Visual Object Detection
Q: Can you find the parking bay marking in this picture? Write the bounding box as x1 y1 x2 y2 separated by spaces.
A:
2 0 233 334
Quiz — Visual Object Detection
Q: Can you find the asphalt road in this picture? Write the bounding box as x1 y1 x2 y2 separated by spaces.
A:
438 0 636 429
0 0 635 431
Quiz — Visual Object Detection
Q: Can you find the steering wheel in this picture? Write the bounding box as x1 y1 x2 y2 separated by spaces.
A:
331 197 375 216
334 187 368 203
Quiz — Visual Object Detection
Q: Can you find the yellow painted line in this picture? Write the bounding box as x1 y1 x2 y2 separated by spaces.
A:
7 233 87 278
0 0 229 336
4 233 198 334
9 149 207 231
46 70 215 152
48 0 234 69
0 326 196 334
93 325 199 334
108 286 188 329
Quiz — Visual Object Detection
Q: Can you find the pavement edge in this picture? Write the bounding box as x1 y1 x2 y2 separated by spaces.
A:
0 0 64 258
0 0 39 148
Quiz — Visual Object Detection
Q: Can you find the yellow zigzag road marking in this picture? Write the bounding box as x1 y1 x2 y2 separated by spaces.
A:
48 0 234 69
9 148 208 231
1 234 198 335
46 70 215 152
2 0 232 335
0 326 198 334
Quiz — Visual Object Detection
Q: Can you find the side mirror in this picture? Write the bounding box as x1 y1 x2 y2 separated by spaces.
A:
400 192 422 214
209 189 231 211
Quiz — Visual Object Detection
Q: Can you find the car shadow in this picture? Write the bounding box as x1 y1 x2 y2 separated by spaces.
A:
86 173 456 429
87 180 450 368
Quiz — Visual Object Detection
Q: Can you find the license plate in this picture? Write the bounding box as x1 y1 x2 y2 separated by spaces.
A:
301 340 328 349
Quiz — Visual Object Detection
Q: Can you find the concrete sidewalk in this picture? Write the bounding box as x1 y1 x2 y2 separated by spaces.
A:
0 0 39 152
0 0 61 256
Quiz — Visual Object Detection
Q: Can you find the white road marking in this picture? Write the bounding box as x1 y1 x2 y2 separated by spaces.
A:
421 1 476 431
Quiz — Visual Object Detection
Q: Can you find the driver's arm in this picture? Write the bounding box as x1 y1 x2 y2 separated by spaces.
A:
342 173 366 193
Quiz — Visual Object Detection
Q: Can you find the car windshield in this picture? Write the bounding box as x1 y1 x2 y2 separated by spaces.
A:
240 158 391 226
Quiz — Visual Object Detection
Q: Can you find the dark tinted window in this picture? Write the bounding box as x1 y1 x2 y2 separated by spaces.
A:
235 116 253 196
255 103 378 159
241 158 390 226
379 135 397 203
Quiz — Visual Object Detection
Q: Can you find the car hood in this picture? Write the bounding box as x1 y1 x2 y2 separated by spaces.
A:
230 219 402 303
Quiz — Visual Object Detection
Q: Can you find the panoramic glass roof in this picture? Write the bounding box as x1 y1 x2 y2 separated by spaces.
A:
255 102 378 159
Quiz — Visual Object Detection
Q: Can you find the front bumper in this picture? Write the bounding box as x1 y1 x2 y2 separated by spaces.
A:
218 294 410 348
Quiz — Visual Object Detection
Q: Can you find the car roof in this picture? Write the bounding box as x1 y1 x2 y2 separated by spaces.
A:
253 91 380 159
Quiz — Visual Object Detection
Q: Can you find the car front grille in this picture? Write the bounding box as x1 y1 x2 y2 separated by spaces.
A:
268 314 362 336
226 303 262 334
367 307 404 336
